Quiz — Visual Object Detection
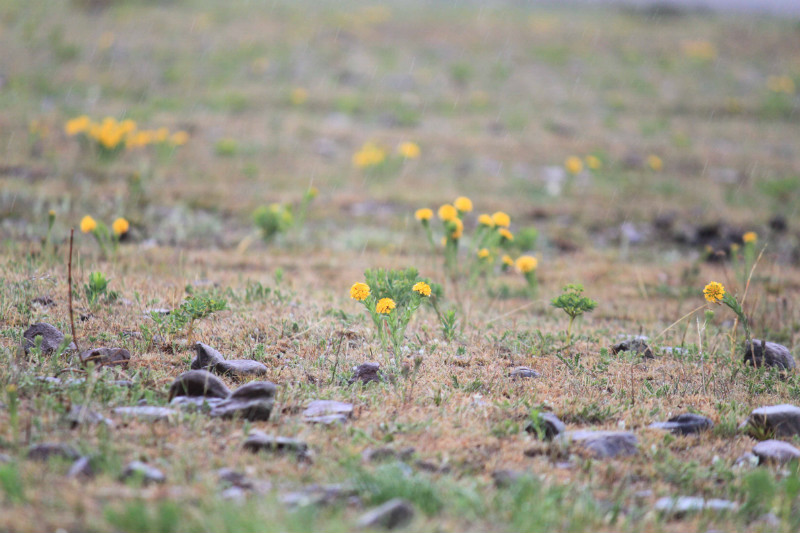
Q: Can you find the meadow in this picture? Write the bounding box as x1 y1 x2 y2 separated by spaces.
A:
1 0 800 531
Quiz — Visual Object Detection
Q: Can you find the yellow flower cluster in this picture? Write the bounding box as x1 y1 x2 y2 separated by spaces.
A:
564 156 583 175
647 155 663 172
352 142 387 168
415 208 433 222
703 281 725 303
742 231 757 244
65 115 188 150
376 297 396 314
438 204 458 222
350 282 371 301
412 281 431 296
491 211 510 228
515 255 538 274
80 215 130 236
398 141 420 159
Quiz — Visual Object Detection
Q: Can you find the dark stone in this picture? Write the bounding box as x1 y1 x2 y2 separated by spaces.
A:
217 468 253 489
566 430 638 459
169 396 225 410
744 404 800 438
113 406 178 422
27 443 80 461
744 340 796 370
121 461 165 485
23 323 75 355
509 366 541 379
67 456 94 479
611 338 654 359
524 412 565 440
349 362 382 385
362 447 415 463
32 296 55 307
79 347 131 369
191 342 269 378
769 215 787 233
67 405 114 428
492 469 524 488
649 413 713 435
243 431 308 456
655 496 737 517
210 381 276 421
167 370 230 401
356 498 415 530
303 400 353 422
753 440 800 465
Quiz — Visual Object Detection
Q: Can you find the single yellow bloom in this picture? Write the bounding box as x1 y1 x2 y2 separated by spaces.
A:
565 156 583 175
350 282 371 301
478 214 494 227
450 218 464 239
154 127 170 143
112 217 130 235
412 281 431 297
743 231 757 244
438 204 458 222
119 119 137 134
80 215 97 233
290 87 308 105
453 196 473 213
415 208 433 222
502 254 514 266
491 211 510 228
703 281 725 303
398 141 420 159
647 155 663 171
6 384 17 394
477 248 490 259
170 131 189 146
498 228 513 241
376 297 396 314
65 115 91 136
515 255 538 273
352 142 386 168
585 155 602 170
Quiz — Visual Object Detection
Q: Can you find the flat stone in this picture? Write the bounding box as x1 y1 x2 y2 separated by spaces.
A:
209 381 276 421
362 447 415 463
121 461 165 485
23 323 75 355
243 431 308 456
167 370 230 401
303 400 354 421
524 412 565 440
27 443 80 461
509 366 540 379
356 498 415 530
67 456 94 479
649 413 713 435
305 414 348 425
191 342 268 378
79 347 131 369
655 496 738 517
753 440 800 465
611 337 654 359
169 396 225 410
113 406 178 422
217 468 253 489
67 405 114 428
280 484 358 508
566 430 638 459
744 404 800 438
744 340 796 370
349 362 382 385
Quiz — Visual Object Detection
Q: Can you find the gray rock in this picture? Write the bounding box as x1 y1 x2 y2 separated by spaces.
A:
611 337 654 359
492 469 524 488
744 340 796 370
67 456 94 479
191 342 268 378
744 404 800 438
349 362 382 385
170 396 226 410
27 443 80 461
23 323 75 355
655 496 738 517
0 453 11 463
210 381 276 421
280 484 358 508
509 366 541 379
649 413 713 435
753 439 800 465
221 486 248 502
735 452 759 468
113 406 178 422
303 400 354 423
79 347 131 369
524 412 565 440
121 461 165 485
305 414 349 425
217 468 253 489
356 498 415 530
67 405 114 428
362 447 415 463
167 370 230 401
566 430 638 459
243 430 308 456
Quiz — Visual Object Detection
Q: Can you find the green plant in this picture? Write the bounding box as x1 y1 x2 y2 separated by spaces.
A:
550 284 598 347
84 271 118 307
0 463 25 504
151 293 228 344
253 203 293 242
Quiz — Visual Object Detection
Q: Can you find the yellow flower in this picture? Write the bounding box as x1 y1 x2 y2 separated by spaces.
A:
119 119 137 134
491 211 510 228
502 254 514 266
112 217 130 235
352 142 386 168
565 156 583 175
170 131 189 146
415 208 433 222
65 115 91 136
307 186 319 199
515 255 538 274
703 281 725 303
154 127 170 143
412 281 431 297
743 231 757 244
350 282 371 301
6 383 17 393
454 196 473 213
290 87 308 105
477 248 490 259
498 228 513 241
647 155 663 171
450 218 464 239
478 214 494 227
438 204 458 222
80 215 97 233
376 297 396 314
398 141 420 159
585 155 602 170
